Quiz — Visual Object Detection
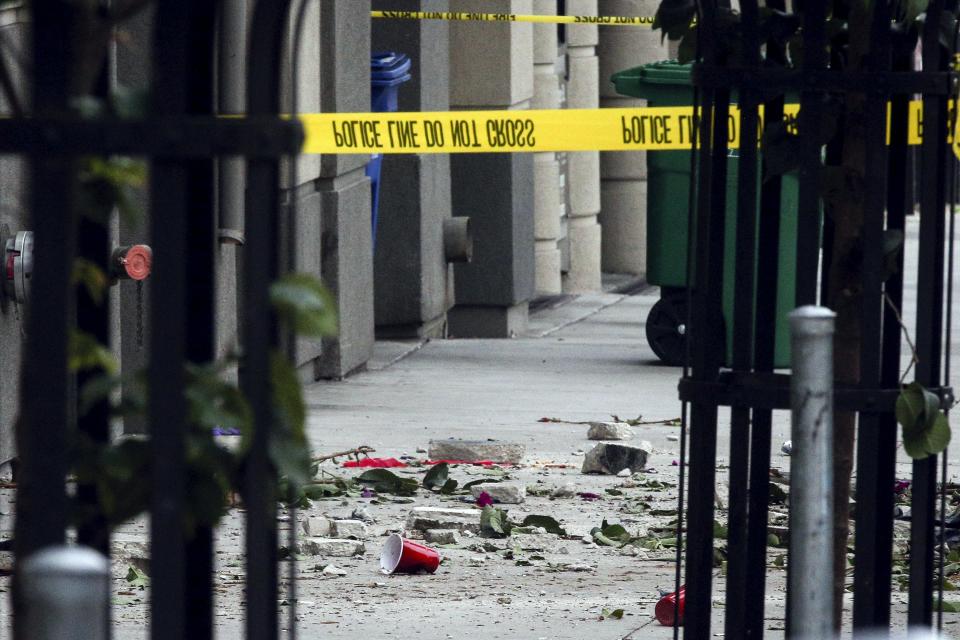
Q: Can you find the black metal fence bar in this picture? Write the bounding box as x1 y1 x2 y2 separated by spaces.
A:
852 0 895 629
685 2 730 636
724 0 761 635
243 2 294 638
183 6 218 638
910 0 950 624
148 3 194 637
15 8 75 636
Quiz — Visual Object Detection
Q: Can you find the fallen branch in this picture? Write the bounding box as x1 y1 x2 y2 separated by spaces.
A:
311 445 375 464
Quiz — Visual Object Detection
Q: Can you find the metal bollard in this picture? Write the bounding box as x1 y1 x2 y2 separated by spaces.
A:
20 545 109 640
787 306 835 640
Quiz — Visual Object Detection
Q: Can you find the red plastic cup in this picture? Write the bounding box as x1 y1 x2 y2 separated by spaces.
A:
655 586 685 626
379 533 440 575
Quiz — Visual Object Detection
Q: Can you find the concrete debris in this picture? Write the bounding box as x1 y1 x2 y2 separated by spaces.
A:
296 538 365 558
320 564 348 576
553 562 595 572
580 535 594 544
425 529 461 545
551 483 577 498
616 468 631 478
405 507 481 534
469 482 525 504
331 520 368 540
416 447 428 454
351 507 374 523
581 441 653 475
468 555 486 566
302 516 333 537
781 440 793 456
586 422 634 441
666 435 680 442
428 439 526 464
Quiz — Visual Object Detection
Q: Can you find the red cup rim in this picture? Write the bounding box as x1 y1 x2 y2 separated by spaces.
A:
380 533 404 574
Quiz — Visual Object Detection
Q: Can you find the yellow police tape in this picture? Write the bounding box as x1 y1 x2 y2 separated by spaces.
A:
300 101 932 155
370 10 655 26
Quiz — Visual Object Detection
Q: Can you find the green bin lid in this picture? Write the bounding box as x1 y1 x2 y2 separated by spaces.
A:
611 61 692 99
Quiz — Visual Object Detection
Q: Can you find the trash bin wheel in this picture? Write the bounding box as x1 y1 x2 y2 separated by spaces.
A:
645 291 688 366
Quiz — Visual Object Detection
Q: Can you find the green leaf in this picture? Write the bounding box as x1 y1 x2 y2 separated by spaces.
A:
600 521 632 543
652 0 696 40
896 383 925 432
934 598 960 613
69 330 118 375
520 515 567 536
480 506 511 537
677 25 698 64
303 483 342 499
601 607 625 620
357 469 419 496
73 258 109 306
713 520 729 540
440 478 459 495
270 273 338 338
462 478 500 491
423 462 449 490
125 566 149 588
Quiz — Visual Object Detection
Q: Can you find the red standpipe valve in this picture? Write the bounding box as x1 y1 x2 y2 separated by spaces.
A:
112 245 152 281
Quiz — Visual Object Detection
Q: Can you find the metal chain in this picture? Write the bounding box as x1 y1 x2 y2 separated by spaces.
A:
136 280 143 350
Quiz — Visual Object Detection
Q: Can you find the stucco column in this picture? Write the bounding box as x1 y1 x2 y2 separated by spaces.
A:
447 0 535 337
531 0 563 295
316 0 375 378
598 0 669 277
563 0 602 293
372 0 454 338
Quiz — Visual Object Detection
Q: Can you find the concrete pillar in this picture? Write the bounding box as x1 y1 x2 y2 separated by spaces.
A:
372 0 454 339
598 0 669 278
0 5 28 457
447 0 535 337
316 0 375 378
531 0 563 296
563 0 602 293
280 0 326 380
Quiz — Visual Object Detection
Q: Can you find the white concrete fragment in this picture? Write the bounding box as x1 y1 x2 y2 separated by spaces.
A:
587 421 634 441
427 439 526 464
468 555 486 566
321 564 348 576
425 529 461 545
302 516 332 537
405 507 480 534
296 538 365 558
331 520 368 540
581 441 653 475
551 483 577 498
469 483 525 504
616 468 631 477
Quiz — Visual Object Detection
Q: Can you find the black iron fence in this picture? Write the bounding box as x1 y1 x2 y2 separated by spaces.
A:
674 0 958 637
9 2 304 639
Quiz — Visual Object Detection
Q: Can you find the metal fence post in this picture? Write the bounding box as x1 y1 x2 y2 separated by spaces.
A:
20 546 109 640
787 306 836 639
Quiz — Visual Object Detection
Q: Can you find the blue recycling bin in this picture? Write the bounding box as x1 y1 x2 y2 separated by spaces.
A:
368 52 412 249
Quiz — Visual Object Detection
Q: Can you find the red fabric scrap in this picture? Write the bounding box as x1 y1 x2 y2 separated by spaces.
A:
342 457 408 468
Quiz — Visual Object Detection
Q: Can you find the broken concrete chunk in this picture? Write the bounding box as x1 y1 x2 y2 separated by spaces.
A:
331 520 368 540
551 483 577 498
587 422 634 441
616 468 631 478
295 538 365 558
581 442 653 475
302 516 333 537
427 439 525 464
469 483 525 504
425 529 461 545
405 507 481 534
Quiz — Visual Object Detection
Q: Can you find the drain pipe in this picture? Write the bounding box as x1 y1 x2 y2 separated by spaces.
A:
217 0 247 244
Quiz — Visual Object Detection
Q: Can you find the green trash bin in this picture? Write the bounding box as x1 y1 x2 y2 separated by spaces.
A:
612 61 799 368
